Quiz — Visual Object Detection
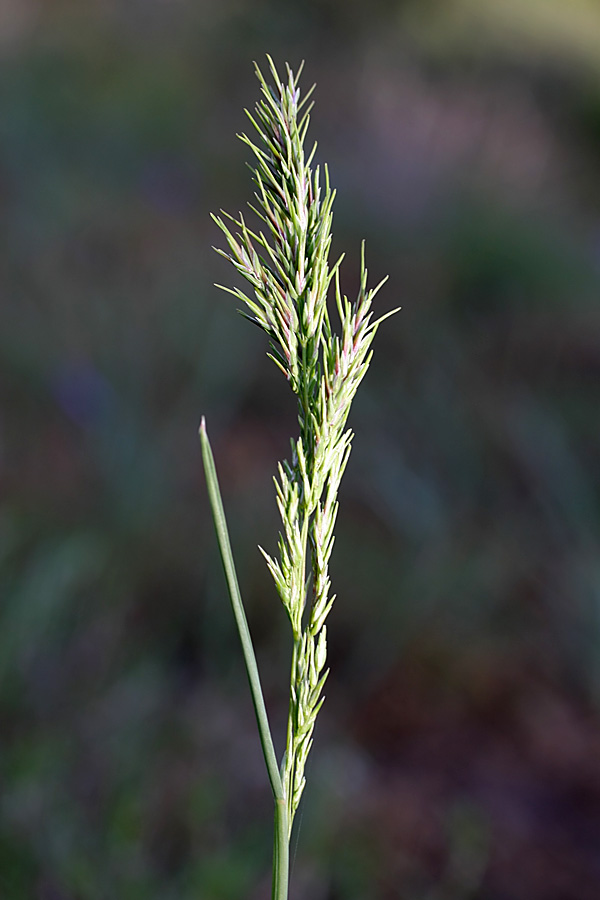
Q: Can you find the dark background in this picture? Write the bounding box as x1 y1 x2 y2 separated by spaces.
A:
2 2 600 898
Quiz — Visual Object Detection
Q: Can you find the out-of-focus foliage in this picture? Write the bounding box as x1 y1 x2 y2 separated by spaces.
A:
1 2 600 899
403 0 600 73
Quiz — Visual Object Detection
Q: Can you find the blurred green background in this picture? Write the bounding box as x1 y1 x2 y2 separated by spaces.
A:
1 1 600 898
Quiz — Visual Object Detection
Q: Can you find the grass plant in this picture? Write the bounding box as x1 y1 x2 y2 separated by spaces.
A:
200 56 398 899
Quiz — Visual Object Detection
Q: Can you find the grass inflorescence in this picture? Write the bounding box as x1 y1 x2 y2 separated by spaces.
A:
202 55 398 899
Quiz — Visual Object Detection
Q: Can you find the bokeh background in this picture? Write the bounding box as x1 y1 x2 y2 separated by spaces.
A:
2 1 600 898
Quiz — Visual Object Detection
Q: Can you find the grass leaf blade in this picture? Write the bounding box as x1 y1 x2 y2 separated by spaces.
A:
199 417 284 803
